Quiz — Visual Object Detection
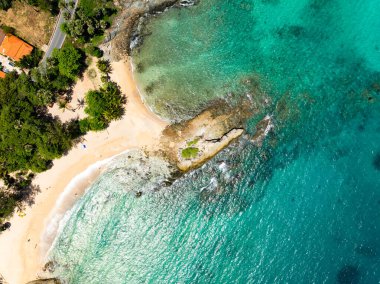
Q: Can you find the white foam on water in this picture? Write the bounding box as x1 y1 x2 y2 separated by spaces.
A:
263 115 274 136
40 150 135 259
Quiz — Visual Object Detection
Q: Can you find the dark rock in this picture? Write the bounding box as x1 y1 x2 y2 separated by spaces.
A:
0 222 11 231
26 278 61 284
354 244 378 258
373 153 380 171
42 261 56 273
337 265 360 284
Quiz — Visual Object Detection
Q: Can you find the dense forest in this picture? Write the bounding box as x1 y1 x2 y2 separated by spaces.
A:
0 0 123 226
0 45 85 222
0 45 85 175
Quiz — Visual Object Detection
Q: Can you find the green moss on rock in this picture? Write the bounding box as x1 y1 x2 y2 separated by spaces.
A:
181 147 199 159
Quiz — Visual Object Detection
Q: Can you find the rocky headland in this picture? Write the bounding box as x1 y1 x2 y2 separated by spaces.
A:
102 0 196 60
22 1 275 282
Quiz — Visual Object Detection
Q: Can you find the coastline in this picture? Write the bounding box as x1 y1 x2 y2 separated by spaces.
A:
0 60 167 284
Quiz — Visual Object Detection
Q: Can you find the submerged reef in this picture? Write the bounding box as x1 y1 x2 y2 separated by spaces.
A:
373 153 380 171
337 265 360 284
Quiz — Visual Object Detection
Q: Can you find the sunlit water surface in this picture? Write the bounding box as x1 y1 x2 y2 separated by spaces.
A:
50 1 380 283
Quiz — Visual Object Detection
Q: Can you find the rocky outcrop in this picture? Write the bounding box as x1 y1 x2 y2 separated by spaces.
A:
251 115 274 147
177 128 244 171
101 0 196 60
158 100 254 172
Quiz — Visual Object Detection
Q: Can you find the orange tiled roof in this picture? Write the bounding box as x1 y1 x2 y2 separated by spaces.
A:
0 34 33 61
0 71 6 79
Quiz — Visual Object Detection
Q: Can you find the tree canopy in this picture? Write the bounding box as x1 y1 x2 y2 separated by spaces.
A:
0 0 13 10
81 82 125 131
27 0 59 14
16 48 43 69
60 1 116 43
0 73 74 174
52 44 84 80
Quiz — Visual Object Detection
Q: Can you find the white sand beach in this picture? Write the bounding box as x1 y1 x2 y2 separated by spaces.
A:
0 60 167 284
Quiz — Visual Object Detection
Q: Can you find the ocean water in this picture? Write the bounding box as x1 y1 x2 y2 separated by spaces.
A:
50 0 380 283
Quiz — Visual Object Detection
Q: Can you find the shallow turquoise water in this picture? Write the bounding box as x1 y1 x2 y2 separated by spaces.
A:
50 0 380 283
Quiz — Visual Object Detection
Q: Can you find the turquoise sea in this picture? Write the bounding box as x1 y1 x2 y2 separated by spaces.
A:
50 0 380 283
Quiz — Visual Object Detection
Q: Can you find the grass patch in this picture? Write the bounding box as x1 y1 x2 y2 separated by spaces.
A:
187 138 200 147
181 147 199 159
0 1 56 47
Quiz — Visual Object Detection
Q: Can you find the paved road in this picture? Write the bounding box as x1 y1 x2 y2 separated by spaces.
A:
42 0 78 64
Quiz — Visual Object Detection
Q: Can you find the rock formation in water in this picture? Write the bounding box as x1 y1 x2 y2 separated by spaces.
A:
102 0 197 60
159 100 255 171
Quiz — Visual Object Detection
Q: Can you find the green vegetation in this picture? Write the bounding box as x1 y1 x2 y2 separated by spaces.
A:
52 44 84 79
80 81 125 132
78 0 104 16
60 0 116 43
187 138 200 147
27 0 59 15
15 48 43 69
0 0 13 11
0 173 38 221
97 59 111 74
0 72 78 174
181 147 200 159
27 44 85 105
0 24 15 34
0 191 16 220
85 45 103 58
0 0 120 224
0 44 87 221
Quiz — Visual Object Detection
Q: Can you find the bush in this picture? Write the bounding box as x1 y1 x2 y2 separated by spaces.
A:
27 0 59 15
85 45 103 58
79 118 90 133
1 25 15 34
0 0 13 11
0 191 17 219
181 147 199 159
97 59 111 74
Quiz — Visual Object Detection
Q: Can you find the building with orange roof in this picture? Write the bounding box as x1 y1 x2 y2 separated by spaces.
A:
0 70 6 78
0 30 33 61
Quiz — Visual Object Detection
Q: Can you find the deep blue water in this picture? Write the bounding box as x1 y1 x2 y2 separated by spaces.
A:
50 0 380 283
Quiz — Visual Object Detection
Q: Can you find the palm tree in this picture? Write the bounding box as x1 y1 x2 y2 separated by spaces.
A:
76 98 85 110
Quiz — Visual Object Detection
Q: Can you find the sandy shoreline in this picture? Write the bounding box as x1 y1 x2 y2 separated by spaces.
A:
0 60 167 284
